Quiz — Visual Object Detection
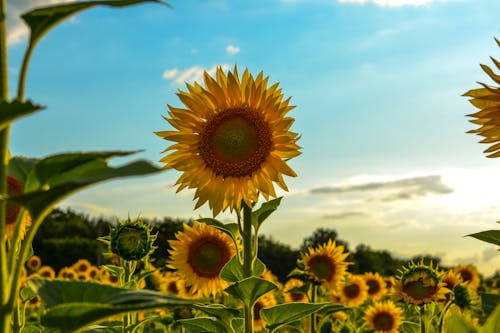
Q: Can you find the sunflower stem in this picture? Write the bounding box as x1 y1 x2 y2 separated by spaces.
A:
310 284 317 333
419 305 426 333
438 300 453 333
242 202 254 333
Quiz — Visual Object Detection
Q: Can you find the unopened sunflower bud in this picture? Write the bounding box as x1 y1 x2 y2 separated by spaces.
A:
110 218 155 261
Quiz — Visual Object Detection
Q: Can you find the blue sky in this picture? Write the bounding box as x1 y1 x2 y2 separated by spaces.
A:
6 0 500 276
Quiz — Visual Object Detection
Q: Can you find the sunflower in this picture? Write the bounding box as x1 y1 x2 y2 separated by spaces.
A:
283 278 308 303
167 221 237 297
58 267 77 279
5 175 31 240
260 267 282 289
441 269 463 295
464 38 500 158
26 255 42 273
397 261 448 305
337 274 369 307
156 66 301 215
364 300 403 333
161 271 187 297
87 266 100 280
363 272 386 300
454 264 480 290
451 283 480 313
72 259 91 273
254 293 277 332
301 239 350 287
35 266 56 279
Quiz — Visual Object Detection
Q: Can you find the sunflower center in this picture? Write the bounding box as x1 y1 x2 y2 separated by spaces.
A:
308 255 335 280
372 312 394 331
188 238 230 278
344 284 361 299
199 107 272 177
459 270 472 283
403 280 436 300
367 279 381 295
167 281 179 294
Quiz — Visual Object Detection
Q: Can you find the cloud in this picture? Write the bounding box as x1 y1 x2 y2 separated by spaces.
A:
337 0 441 6
310 175 453 202
162 64 231 85
322 211 369 220
226 44 240 55
7 0 76 45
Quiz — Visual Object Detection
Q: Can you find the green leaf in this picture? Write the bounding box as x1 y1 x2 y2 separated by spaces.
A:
8 156 37 189
0 100 44 130
466 230 500 247
317 303 349 316
260 302 327 332
192 304 240 322
481 303 500 333
400 321 420 333
27 278 194 332
20 286 37 302
220 256 266 283
6 151 162 221
178 317 228 333
481 292 500 316
230 318 244 333
251 197 282 231
22 0 170 45
197 218 240 244
224 277 278 309
445 311 479 333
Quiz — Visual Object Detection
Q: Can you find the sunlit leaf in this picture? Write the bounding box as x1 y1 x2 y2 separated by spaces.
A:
481 303 500 333
261 302 327 332
251 197 282 231
0 100 44 130
224 277 277 309
220 256 266 283
466 230 500 248
445 310 478 333
178 317 228 333
192 304 240 322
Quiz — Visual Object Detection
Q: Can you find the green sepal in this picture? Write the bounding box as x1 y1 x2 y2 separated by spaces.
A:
220 256 266 283
466 230 500 248
224 277 277 309
251 197 282 231
260 302 327 333
22 0 170 45
0 100 44 130
27 278 194 332
178 317 228 333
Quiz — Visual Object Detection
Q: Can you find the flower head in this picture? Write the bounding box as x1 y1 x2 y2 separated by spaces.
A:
156 66 301 215
301 239 350 287
397 261 448 305
167 221 237 297
109 218 156 261
283 278 308 303
363 272 387 300
454 264 481 290
26 255 42 273
364 300 403 333
337 274 369 307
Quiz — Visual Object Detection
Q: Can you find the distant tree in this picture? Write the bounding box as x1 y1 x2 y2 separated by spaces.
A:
258 235 299 282
150 217 188 268
300 228 350 252
350 244 405 276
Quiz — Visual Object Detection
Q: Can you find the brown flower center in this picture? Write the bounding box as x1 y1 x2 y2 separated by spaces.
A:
367 279 381 295
459 269 473 283
372 311 395 331
187 236 231 278
343 284 361 299
199 107 272 177
308 255 335 280
403 279 436 300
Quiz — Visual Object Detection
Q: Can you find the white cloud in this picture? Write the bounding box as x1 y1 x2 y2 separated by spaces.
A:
338 0 444 6
226 44 240 55
7 0 76 45
162 64 231 85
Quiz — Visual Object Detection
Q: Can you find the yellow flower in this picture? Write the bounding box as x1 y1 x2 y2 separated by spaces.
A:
454 264 481 290
35 266 56 279
441 269 463 294
397 261 448 305
26 255 42 273
161 271 188 297
5 175 31 240
337 274 369 307
72 259 92 273
364 300 403 333
58 266 77 279
167 222 237 297
156 66 301 215
363 272 386 300
254 293 277 332
464 38 500 157
87 266 100 280
301 239 350 287
283 278 308 303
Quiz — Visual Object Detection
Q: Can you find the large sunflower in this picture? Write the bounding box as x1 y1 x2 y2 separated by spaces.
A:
167 221 237 297
364 300 403 333
301 239 350 287
397 261 448 305
464 38 500 157
156 66 301 215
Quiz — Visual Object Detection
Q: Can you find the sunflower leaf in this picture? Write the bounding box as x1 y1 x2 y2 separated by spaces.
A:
0 100 45 130
465 230 500 247
317 303 348 316
27 278 194 332
220 256 266 283
178 317 228 333
224 277 278 309
22 0 170 45
481 303 500 333
192 304 240 327
251 197 282 231
261 302 327 332
445 311 479 333
481 293 500 316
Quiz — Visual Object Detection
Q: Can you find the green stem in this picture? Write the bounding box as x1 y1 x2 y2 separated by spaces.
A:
310 284 317 333
438 301 453 333
123 260 137 332
17 40 35 101
242 203 254 333
419 305 426 333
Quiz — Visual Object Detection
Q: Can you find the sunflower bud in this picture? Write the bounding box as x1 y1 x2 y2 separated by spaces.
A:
109 218 156 261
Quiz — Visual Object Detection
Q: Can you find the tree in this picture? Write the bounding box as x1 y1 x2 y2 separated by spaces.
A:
258 235 299 282
300 228 350 252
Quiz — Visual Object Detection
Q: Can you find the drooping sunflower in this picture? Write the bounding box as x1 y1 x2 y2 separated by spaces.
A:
301 239 350 287
5 175 31 240
337 274 369 307
283 278 308 303
397 261 448 305
454 264 481 290
167 221 237 297
441 269 463 295
364 300 403 333
363 272 387 300
464 38 500 157
156 66 301 215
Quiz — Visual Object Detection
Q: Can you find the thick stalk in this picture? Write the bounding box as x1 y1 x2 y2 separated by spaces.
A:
123 260 137 332
310 284 317 333
242 203 254 333
0 0 10 331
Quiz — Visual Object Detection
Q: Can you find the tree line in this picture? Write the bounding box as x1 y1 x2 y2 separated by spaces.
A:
34 208 450 282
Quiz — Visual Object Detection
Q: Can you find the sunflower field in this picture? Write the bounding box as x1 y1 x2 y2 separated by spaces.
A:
0 0 499 332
